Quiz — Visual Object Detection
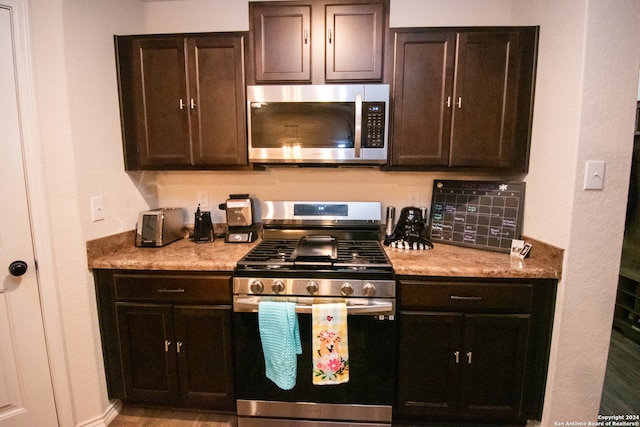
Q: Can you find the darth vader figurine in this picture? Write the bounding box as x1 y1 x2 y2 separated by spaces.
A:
384 206 433 250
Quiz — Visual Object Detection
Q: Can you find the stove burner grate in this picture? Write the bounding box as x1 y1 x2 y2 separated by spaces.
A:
236 238 392 270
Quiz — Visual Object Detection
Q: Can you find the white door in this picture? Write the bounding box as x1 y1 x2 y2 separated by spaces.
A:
0 5 58 426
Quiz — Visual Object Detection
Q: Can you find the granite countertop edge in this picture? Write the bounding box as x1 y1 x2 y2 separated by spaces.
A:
86 230 563 280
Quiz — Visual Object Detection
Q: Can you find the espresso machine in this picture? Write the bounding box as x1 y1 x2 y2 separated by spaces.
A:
218 194 259 243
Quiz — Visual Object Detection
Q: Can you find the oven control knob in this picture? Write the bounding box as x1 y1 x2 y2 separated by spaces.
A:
306 281 319 295
249 280 264 294
363 282 376 297
341 282 354 296
272 280 286 294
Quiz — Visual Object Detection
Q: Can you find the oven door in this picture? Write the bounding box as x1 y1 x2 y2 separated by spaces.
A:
233 296 396 424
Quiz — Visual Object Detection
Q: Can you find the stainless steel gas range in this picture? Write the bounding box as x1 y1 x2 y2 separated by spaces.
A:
232 201 396 427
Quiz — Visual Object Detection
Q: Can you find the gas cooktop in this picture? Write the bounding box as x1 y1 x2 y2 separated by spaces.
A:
233 201 395 281
236 238 391 270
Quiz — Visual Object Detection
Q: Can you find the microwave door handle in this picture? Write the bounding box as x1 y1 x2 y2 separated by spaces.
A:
354 93 362 157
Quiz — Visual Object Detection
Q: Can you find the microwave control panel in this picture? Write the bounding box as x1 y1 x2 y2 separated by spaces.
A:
362 102 386 148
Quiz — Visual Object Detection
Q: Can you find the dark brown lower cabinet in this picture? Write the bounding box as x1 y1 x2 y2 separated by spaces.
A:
94 270 235 411
396 279 556 425
116 303 234 408
116 303 178 404
398 312 529 418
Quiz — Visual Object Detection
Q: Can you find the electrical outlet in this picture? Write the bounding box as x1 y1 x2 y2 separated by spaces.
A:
90 196 105 221
408 191 419 206
197 190 209 208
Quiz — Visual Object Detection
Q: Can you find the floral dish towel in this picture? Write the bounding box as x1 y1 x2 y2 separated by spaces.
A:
312 303 349 385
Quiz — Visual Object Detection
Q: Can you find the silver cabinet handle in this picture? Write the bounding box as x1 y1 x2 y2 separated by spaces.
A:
354 92 362 158
454 351 460 364
164 340 171 352
177 342 183 353
190 98 196 109
457 96 462 108
467 351 472 364
157 288 185 293
446 96 452 108
179 99 185 110
328 28 332 44
450 295 482 301
303 29 308 44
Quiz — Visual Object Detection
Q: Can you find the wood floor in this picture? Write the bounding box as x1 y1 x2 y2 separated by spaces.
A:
108 407 237 427
599 327 640 416
108 327 640 426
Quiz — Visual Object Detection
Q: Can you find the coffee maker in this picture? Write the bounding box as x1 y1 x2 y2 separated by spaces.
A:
218 194 259 243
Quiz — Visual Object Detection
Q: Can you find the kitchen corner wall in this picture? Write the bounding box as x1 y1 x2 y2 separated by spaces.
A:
28 0 151 425
515 1 640 425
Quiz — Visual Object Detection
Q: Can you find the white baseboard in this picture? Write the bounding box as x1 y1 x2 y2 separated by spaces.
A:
76 400 122 427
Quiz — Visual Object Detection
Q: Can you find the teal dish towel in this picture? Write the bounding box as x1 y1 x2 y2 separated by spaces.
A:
258 301 302 390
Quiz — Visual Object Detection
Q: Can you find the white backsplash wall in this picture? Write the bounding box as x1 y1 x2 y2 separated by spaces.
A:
156 169 505 225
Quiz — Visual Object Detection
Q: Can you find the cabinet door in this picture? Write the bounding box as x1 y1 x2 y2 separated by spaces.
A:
449 31 520 168
174 305 235 410
131 37 192 167
325 3 384 81
250 4 311 82
116 303 179 404
397 311 463 417
390 31 455 166
460 314 530 418
188 35 247 166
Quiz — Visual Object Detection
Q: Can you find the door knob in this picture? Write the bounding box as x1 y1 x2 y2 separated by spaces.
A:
9 260 28 277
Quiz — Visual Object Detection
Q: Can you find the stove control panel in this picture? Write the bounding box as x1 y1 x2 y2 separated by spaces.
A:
234 277 395 298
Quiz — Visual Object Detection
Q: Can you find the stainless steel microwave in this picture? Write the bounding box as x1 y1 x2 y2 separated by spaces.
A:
247 84 389 165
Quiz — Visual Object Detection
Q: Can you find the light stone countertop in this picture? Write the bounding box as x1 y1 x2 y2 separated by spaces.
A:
385 240 561 279
87 230 562 279
87 230 258 272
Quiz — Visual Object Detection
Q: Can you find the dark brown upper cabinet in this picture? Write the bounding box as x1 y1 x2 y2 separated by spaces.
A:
247 0 388 85
115 33 248 170
387 27 538 172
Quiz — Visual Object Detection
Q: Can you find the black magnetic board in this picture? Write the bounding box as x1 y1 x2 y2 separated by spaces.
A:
429 180 526 253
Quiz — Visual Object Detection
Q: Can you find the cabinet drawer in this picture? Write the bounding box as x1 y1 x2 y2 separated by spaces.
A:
114 273 231 304
400 281 532 312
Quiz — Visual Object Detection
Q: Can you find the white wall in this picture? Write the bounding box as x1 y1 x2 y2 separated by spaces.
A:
28 0 150 424
513 0 640 424
24 0 640 424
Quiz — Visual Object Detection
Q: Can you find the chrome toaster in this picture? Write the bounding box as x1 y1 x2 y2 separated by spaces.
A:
135 208 185 247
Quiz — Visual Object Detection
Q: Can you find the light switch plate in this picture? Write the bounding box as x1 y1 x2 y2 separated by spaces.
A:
584 160 606 190
91 196 105 221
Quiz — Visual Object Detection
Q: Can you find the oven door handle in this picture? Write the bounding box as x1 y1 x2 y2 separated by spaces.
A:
233 297 394 316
